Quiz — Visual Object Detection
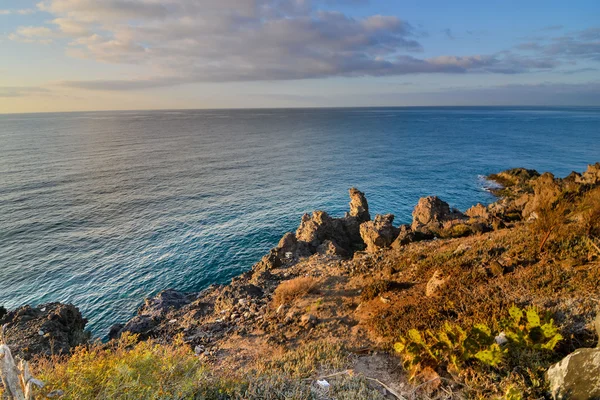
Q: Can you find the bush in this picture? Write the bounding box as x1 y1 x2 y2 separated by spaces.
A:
360 280 392 301
32 333 203 399
272 277 318 307
394 306 562 385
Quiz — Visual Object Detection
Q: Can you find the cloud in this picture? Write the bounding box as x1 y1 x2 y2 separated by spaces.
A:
0 8 37 15
0 86 51 97
8 0 597 90
517 27 600 61
443 28 454 40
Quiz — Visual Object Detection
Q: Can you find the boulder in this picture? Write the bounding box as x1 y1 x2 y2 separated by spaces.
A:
360 214 400 253
488 168 540 188
425 270 449 297
546 312 600 399
465 203 490 220
348 187 370 222
316 239 347 257
0 303 89 359
138 289 192 318
295 211 359 254
391 225 433 250
547 348 600 400
580 162 600 185
117 289 193 339
522 173 563 218
412 196 466 233
276 232 298 259
215 284 263 312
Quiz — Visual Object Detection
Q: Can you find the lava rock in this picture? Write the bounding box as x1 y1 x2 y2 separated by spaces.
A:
348 187 370 223
0 303 89 359
360 214 400 253
412 196 465 233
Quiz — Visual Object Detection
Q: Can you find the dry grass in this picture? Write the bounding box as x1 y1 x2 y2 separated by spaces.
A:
272 276 319 308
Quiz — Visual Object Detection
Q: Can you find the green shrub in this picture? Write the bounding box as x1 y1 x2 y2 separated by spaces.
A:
394 306 562 380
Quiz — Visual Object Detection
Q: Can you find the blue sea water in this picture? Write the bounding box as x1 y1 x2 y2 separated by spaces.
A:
0 107 599 336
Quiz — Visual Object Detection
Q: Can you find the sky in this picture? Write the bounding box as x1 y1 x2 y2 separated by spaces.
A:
1 0 599 113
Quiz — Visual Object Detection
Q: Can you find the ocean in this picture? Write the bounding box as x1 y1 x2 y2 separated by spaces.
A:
1 107 599 335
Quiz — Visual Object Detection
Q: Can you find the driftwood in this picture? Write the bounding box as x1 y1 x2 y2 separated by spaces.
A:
0 325 44 400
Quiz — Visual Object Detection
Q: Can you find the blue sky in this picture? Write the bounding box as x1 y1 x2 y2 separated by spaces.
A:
1 0 599 112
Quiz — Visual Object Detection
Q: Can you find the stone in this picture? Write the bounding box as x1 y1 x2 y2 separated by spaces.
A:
138 289 192 318
359 214 400 253
300 314 317 328
547 348 600 400
215 284 263 311
0 306 6 320
488 260 506 277
0 303 89 359
522 173 563 218
412 196 465 232
316 239 347 257
425 270 449 297
107 323 125 340
580 162 600 185
465 203 489 220
348 187 370 222
276 232 298 259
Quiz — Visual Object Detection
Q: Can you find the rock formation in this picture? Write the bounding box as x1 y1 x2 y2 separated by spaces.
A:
360 214 400 253
0 303 89 360
411 196 466 233
114 289 194 339
348 187 370 222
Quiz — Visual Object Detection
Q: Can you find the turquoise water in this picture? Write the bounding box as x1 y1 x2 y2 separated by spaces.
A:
1 107 599 335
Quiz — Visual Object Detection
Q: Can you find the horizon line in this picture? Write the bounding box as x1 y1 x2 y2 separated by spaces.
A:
2 104 600 116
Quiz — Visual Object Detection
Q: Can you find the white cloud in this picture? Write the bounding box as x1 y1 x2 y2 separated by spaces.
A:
0 8 37 15
7 0 592 90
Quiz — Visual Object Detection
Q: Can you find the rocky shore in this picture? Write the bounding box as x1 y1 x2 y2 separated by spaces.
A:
2 162 599 399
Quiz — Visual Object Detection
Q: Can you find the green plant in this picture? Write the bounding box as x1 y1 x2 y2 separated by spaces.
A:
503 306 563 351
394 322 505 378
394 306 562 380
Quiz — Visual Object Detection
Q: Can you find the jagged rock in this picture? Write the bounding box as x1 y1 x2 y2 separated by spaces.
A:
316 239 347 257
0 303 89 359
522 173 563 218
0 306 6 320
547 348 600 400
578 162 600 185
276 232 298 259
412 196 465 233
300 314 317 328
425 270 448 297
466 203 490 220
117 289 193 339
295 210 359 254
107 323 124 340
488 168 540 188
139 289 192 318
215 284 263 312
390 225 433 250
348 187 370 222
360 214 400 253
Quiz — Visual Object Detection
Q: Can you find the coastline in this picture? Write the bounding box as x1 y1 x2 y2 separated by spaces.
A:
1 162 599 398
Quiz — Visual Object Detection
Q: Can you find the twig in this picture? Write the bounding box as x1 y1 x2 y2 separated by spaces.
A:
586 236 600 256
361 376 406 399
410 377 440 395
539 225 557 253
310 370 408 399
